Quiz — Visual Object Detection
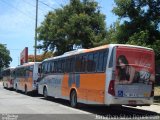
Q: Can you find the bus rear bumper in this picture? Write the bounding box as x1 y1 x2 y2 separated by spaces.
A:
105 96 153 106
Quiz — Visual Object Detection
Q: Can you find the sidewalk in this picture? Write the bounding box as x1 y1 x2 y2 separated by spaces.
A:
127 104 160 114
138 105 160 114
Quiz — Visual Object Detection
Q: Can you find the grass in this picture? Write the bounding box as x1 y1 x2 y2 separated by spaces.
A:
154 85 160 104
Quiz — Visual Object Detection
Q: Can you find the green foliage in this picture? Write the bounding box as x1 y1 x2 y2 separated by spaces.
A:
37 0 107 55
127 30 149 46
0 44 12 70
111 0 160 61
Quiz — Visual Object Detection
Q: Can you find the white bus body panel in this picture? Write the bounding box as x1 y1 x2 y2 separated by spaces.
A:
38 74 64 98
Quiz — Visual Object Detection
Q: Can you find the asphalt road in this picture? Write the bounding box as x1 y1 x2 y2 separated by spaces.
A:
0 82 159 120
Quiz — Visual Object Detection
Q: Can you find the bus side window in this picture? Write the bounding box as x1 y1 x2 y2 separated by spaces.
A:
52 61 55 73
57 60 61 73
65 58 70 73
38 64 41 74
61 59 65 73
26 67 28 78
29 66 33 77
93 52 99 72
44 63 48 74
70 57 75 73
49 62 53 73
87 53 94 72
42 63 46 74
103 49 109 71
59 60 63 73
75 55 81 72
95 50 109 72
23 67 26 78
81 55 87 72
54 61 58 73
47 62 51 74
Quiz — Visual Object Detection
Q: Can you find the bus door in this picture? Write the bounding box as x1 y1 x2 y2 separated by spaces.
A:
114 46 155 99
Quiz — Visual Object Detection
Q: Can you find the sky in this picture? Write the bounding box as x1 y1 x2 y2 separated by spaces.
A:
0 0 117 67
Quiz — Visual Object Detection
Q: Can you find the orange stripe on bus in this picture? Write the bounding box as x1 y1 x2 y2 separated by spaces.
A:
61 73 106 104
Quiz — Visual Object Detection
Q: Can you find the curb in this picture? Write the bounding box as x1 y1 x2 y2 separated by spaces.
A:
153 103 160 106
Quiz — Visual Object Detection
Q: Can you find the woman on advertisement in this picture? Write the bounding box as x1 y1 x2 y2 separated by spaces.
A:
116 55 154 84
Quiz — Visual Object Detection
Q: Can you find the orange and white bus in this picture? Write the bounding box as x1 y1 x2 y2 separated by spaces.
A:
38 44 155 107
2 67 15 89
14 62 41 94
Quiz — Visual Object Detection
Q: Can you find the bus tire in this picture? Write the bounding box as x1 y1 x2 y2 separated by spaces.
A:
70 90 78 108
43 86 48 99
25 85 28 95
3 83 5 88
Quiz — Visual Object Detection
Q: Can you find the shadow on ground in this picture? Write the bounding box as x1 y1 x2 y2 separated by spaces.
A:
41 97 160 117
5 88 160 117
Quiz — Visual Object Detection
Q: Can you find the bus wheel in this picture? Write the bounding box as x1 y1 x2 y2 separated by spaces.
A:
70 90 78 108
43 87 48 99
25 85 28 95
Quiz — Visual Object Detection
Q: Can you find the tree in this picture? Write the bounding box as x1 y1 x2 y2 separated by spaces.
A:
37 0 107 55
28 52 53 62
0 44 12 69
112 0 160 61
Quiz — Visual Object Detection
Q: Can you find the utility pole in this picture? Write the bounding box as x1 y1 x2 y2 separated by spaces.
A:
34 0 38 62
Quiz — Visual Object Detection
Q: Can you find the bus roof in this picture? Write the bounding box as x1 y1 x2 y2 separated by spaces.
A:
3 67 15 71
110 44 153 51
43 44 153 62
16 62 41 68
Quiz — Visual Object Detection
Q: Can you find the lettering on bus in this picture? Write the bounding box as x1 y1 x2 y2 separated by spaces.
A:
44 76 61 85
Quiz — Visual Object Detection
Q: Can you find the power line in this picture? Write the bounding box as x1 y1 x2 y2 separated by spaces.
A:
39 0 64 10
39 0 55 10
22 0 36 8
61 0 68 5
22 0 48 14
0 0 35 20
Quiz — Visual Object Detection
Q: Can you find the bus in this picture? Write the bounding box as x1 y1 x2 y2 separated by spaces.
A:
38 44 155 107
14 62 41 94
2 67 15 89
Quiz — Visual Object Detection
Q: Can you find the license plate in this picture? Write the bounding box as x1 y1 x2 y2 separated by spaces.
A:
128 100 136 104
125 93 137 97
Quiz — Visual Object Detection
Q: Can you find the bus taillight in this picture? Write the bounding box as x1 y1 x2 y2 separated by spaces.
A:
108 80 115 96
